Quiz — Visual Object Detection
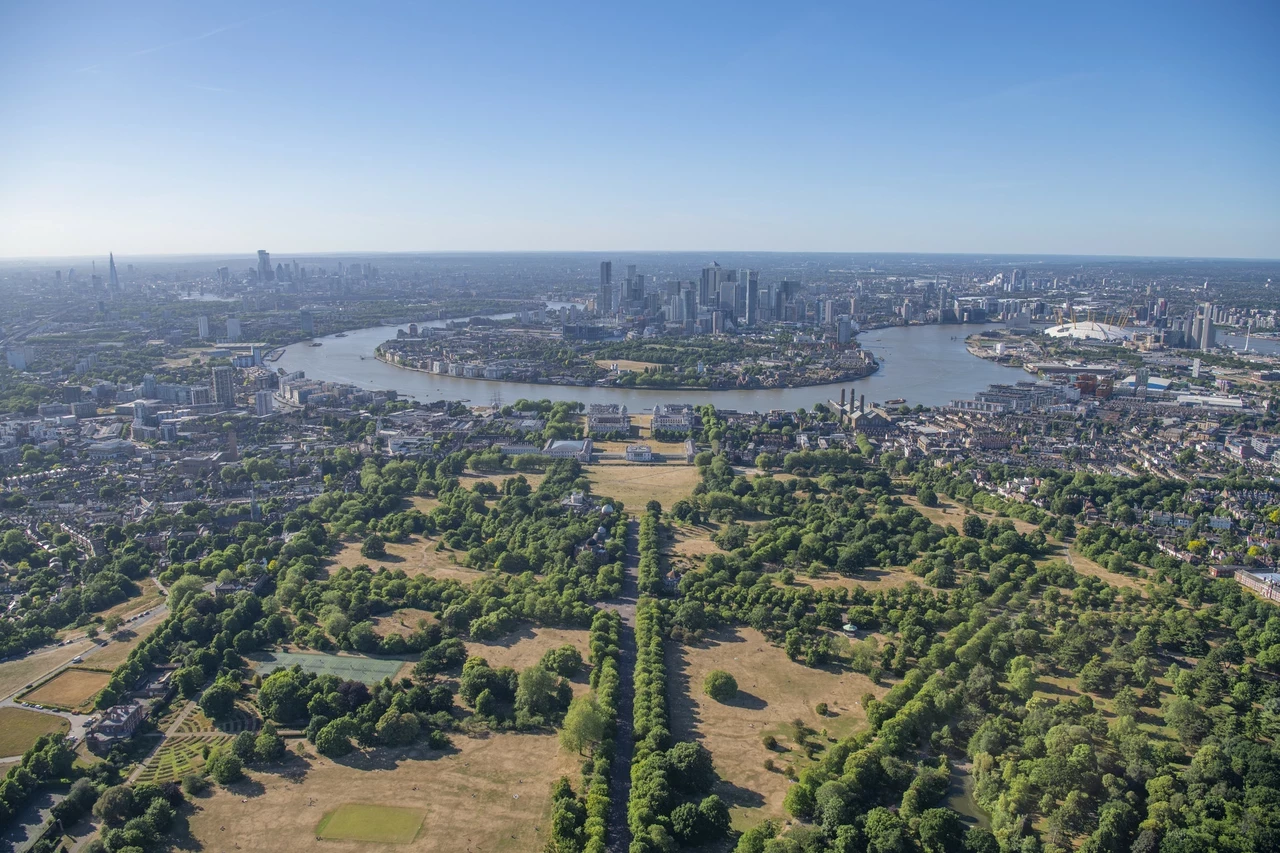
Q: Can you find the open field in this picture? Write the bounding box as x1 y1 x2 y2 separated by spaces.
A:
795 568 922 592
21 667 111 711
183 731 577 853
0 639 97 701
1063 545 1145 592
316 803 426 843
666 523 721 573
595 358 663 372
586 462 699 510
467 626 591 674
250 651 406 684
99 586 165 622
92 617 164 669
372 608 438 639
326 537 486 583
459 471 546 492
668 626 887 830
899 493 1040 535
0 707 70 757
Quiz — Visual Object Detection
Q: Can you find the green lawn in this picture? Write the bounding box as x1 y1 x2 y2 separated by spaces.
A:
0 707 69 757
250 651 405 684
315 803 426 843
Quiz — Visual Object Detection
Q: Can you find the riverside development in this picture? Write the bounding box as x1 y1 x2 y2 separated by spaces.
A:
1 252 1280 853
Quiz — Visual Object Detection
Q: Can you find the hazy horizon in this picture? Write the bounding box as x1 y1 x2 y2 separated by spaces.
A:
2 1 1277 259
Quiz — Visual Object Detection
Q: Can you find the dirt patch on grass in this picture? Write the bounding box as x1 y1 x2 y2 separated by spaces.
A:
0 707 69 758
184 733 577 853
666 523 721 573
467 626 591 678
22 667 111 711
586 463 700 510
325 537 486 584
0 639 97 701
668 626 886 830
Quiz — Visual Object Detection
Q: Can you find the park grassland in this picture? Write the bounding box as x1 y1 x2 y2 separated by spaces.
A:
668 625 887 829
316 803 426 843
0 707 70 757
586 461 701 510
184 732 577 853
21 666 112 711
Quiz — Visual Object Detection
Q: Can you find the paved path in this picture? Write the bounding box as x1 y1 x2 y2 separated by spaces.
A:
596 518 639 853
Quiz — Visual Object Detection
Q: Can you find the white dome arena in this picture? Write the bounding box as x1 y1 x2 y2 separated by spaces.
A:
1043 321 1133 342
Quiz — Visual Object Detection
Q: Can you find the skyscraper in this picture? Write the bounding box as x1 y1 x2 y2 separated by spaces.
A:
300 310 315 337
700 262 722 308
108 253 119 289
255 390 274 417
197 315 210 339
744 270 759 326
1200 303 1216 351
225 318 242 342
599 261 613 314
211 366 236 407
257 250 273 282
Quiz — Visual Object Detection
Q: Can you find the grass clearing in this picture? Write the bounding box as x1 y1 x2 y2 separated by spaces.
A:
467 626 591 674
668 626 886 830
316 803 426 843
0 639 96 701
250 651 406 684
184 732 577 853
794 568 922 592
21 667 111 711
586 463 700 510
325 537 486 584
372 608 438 639
666 522 721 573
0 707 69 758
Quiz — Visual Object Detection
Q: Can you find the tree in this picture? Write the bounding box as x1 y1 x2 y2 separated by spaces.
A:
918 487 939 508
360 534 386 559
258 669 307 723
539 644 584 677
315 720 354 757
199 681 237 720
667 741 717 793
103 615 123 634
205 747 243 785
864 807 908 853
231 730 257 763
917 808 965 853
560 695 607 754
515 666 570 721
93 785 134 825
962 515 985 539
255 724 286 762
703 670 737 703
375 709 420 746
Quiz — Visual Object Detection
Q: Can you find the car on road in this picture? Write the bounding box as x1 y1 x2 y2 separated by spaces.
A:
71 656 83 663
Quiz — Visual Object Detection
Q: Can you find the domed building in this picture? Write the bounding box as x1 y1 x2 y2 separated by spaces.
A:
1042 321 1133 342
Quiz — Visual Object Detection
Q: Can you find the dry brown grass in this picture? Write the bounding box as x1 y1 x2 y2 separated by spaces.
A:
0 707 70 757
0 639 96 701
665 523 721 574
1063 545 1145 592
900 494 1039 535
372 609 438 639
22 668 111 711
466 626 591 673
326 537 486 584
668 626 886 829
459 472 547 492
586 463 700 510
93 618 164 669
794 569 922 593
183 733 578 853
595 358 663 372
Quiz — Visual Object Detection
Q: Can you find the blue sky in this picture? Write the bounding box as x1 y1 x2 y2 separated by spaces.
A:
1 0 1277 258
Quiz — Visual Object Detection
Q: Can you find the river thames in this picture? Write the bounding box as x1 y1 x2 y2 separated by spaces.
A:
275 320 1027 411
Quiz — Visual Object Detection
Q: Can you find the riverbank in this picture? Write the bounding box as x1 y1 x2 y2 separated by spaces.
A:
371 348 880 392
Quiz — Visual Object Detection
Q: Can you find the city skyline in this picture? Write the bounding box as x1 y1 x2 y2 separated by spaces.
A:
2 1 1278 259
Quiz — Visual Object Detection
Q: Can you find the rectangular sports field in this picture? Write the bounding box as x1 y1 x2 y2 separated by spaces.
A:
22 667 111 711
250 651 405 684
316 803 426 843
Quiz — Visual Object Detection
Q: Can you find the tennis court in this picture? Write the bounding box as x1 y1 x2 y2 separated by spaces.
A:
251 651 405 684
